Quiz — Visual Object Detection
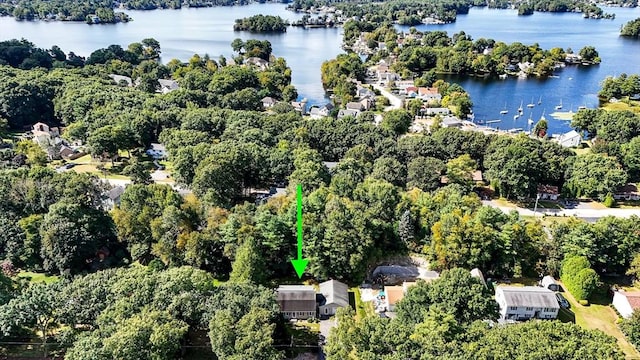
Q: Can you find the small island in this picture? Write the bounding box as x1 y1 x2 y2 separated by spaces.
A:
233 14 288 32
621 18 640 38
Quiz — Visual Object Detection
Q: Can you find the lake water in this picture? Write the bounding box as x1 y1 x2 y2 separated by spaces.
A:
0 4 343 106
1 5 639 134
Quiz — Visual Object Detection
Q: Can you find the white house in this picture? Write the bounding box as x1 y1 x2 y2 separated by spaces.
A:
158 79 180 94
276 285 317 320
337 109 360 119
262 96 277 109
614 184 640 201
495 286 560 321
318 280 349 316
537 184 559 201
422 107 450 116
109 74 133 87
612 290 640 319
555 130 582 148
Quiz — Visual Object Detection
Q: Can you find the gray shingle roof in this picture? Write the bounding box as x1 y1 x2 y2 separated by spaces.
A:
498 286 559 309
319 280 349 307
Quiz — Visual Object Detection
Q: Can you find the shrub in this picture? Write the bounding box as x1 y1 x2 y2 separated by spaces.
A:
603 193 616 208
561 255 600 301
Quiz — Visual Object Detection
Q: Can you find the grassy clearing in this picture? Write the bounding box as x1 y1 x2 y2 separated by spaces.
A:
603 101 640 115
559 281 640 359
573 146 591 156
16 271 59 284
494 198 517 208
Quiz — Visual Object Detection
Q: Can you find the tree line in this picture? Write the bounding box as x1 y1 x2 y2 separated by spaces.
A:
0 0 251 22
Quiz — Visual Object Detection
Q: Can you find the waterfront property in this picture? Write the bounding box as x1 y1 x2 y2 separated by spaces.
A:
555 130 582 148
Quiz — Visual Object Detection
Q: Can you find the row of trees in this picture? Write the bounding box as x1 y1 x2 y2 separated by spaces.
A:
0 266 284 359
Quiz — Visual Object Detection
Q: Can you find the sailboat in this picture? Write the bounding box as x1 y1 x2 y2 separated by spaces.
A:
518 100 523 114
555 99 563 110
527 113 534 133
514 114 520 120
578 104 587 110
500 102 508 115
527 97 535 108
540 109 547 121
537 95 542 105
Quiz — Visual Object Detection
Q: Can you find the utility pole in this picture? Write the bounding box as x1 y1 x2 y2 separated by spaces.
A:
533 193 541 217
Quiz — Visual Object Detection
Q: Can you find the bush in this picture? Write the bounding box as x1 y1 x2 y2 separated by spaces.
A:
561 255 600 301
603 193 616 208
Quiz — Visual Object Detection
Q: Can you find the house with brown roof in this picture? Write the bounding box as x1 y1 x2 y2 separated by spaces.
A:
385 286 405 312
614 184 640 201
612 290 640 318
537 184 559 200
417 87 442 102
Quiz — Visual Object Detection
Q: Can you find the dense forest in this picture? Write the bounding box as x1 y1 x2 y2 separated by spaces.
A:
1 38 640 358
234 14 288 32
0 0 250 22
342 24 600 77
288 0 624 23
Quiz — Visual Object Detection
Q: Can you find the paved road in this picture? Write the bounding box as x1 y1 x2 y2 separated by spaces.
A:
370 83 403 111
483 200 640 219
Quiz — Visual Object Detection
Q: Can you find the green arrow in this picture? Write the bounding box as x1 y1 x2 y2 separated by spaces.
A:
291 184 309 278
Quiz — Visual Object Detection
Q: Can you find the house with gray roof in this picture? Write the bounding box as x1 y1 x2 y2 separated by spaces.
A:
318 280 349 317
555 130 582 148
495 286 559 321
276 285 317 320
337 109 360 119
158 79 179 94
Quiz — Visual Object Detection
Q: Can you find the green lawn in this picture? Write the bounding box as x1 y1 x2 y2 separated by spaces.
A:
351 287 375 321
603 101 640 114
558 281 640 359
16 271 59 284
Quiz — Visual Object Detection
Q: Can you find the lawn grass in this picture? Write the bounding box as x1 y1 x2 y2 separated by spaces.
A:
558 281 640 359
494 198 517 208
603 101 640 115
16 271 59 284
573 146 591 156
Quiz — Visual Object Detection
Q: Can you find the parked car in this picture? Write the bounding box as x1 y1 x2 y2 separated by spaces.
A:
556 293 570 309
